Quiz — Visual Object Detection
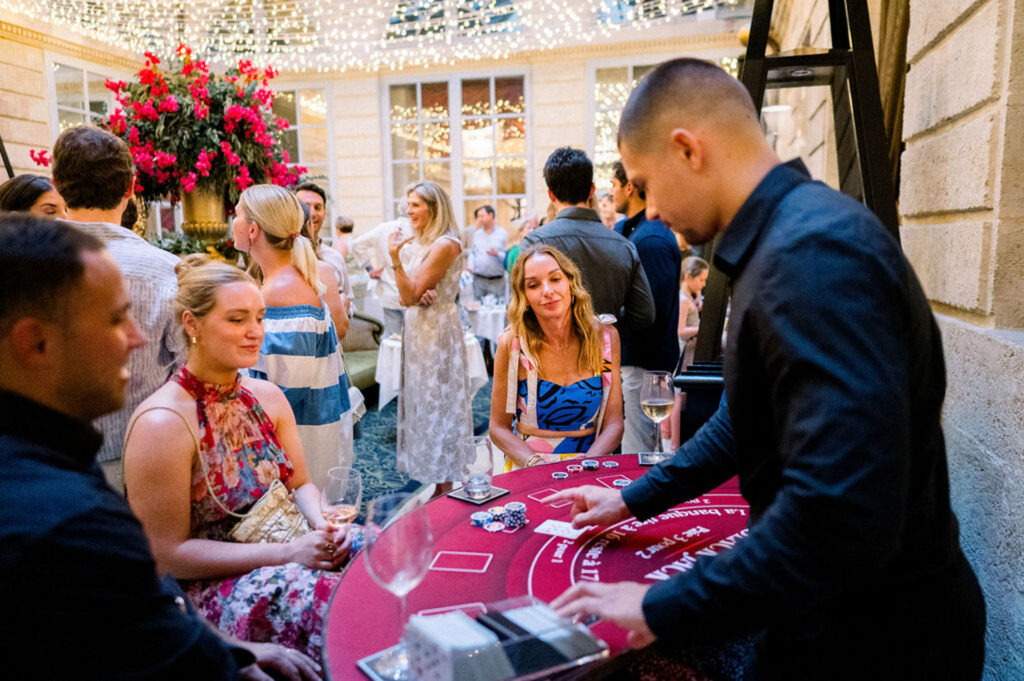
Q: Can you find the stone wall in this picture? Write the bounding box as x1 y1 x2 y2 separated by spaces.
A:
902 0 1024 676
0 11 137 177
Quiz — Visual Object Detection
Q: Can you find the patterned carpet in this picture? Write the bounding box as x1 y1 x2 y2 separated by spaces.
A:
352 377 494 505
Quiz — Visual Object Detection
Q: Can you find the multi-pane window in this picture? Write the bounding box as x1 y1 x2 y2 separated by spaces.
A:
272 88 330 183
591 57 738 191
52 62 117 134
460 76 526 227
387 74 528 229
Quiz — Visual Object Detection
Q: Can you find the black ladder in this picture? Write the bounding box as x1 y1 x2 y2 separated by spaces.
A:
0 133 13 180
693 0 898 366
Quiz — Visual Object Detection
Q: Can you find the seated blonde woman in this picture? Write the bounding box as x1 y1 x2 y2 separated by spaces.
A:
123 255 351 659
490 244 623 469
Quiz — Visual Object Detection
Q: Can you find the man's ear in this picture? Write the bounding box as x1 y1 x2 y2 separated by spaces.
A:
587 183 595 201
123 177 136 201
669 128 703 171
7 317 57 371
547 188 556 203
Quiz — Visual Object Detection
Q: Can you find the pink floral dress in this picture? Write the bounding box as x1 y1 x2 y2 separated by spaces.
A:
173 367 341 658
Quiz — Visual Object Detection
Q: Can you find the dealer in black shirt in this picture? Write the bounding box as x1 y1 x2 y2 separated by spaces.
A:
546 59 985 681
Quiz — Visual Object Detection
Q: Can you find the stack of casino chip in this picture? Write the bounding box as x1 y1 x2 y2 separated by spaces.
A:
488 506 506 523
470 511 492 527
566 464 584 474
582 459 599 471
504 501 527 529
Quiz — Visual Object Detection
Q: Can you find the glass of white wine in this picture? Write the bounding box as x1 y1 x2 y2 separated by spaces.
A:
321 467 362 531
640 370 674 463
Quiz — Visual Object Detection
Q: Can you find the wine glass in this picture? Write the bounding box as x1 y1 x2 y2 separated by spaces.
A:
321 468 362 552
640 370 674 463
459 435 495 500
364 492 434 680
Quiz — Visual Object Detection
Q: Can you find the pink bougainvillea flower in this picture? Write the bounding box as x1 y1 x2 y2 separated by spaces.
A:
220 141 241 166
104 79 127 93
29 149 51 167
181 172 198 193
108 109 128 134
154 151 177 168
233 165 253 191
131 100 160 122
157 96 179 113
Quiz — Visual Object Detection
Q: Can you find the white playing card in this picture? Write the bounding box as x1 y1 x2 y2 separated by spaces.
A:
533 519 592 539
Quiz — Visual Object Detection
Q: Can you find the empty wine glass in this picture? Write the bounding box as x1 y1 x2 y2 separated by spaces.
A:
640 370 674 463
364 492 434 680
459 435 495 500
320 467 363 530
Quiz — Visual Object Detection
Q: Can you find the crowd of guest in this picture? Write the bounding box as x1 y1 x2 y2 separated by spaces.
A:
0 55 983 681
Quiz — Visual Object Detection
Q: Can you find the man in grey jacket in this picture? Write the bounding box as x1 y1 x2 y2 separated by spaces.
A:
521 147 654 334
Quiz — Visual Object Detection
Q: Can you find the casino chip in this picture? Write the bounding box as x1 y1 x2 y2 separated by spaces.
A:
582 459 599 470
470 511 492 527
504 501 527 529
613 479 630 488
601 460 619 468
566 464 584 474
484 522 506 532
552 471 569 479
488 506 506 521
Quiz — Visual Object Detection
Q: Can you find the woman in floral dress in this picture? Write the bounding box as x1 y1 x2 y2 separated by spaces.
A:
124 255 351 659
388 181 474 496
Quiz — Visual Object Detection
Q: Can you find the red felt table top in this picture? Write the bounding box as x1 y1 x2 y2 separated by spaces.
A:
323 455 748 680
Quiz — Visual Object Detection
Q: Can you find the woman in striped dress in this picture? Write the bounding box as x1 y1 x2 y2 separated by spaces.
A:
233 184 353 487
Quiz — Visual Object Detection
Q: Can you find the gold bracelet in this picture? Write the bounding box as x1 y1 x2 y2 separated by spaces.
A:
392 261 403 271
525 454 543 468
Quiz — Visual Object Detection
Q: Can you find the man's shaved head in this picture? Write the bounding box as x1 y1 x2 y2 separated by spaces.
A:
617 58 760 154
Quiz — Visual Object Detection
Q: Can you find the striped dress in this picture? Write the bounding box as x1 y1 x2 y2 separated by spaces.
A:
250 301 352 487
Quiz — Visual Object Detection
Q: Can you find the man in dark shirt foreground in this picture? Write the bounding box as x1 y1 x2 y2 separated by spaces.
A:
547 59 985 680
0 215 320 680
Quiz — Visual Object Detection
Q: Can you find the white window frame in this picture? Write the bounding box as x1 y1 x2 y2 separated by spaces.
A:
272 81 338 221
45 52 133 140
380 65 533 227
585 49 743 190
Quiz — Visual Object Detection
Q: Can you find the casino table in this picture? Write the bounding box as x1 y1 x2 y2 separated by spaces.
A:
323 454 748 680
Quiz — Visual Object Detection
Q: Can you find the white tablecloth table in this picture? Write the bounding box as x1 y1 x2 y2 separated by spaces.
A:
374 331 488 410
466 304 507 345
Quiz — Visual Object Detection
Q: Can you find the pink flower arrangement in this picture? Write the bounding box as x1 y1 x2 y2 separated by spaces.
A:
69 42 307 205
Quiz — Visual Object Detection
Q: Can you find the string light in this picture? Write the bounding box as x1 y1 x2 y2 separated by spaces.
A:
0 0 751 72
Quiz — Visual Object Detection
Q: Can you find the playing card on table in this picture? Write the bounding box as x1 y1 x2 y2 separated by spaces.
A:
533 519 593 539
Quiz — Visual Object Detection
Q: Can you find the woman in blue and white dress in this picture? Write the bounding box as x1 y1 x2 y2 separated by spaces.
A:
233 184 353 487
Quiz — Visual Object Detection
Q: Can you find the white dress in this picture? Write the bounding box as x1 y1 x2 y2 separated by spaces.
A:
396 235 474 483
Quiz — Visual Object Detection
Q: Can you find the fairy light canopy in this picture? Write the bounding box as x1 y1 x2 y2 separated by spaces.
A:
1 0 752 72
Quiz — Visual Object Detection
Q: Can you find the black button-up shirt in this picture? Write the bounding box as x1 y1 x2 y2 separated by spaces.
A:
622 160 984 679
0 390 249 679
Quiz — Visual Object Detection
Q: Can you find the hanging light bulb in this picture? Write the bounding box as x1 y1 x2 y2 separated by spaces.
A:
0 0 746 72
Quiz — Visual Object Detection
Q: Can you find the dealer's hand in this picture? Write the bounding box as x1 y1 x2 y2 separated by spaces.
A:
551 581 656 650
539 485 631 529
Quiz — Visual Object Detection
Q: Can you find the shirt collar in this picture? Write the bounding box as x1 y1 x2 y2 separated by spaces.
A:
713 158 812 278
555 206 601 223
620 208 646 239
60 219 139 242
0 390 103 468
